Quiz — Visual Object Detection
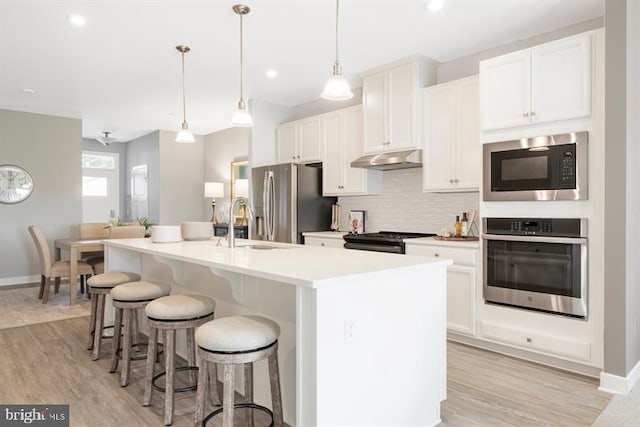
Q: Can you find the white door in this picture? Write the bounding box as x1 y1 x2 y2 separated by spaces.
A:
455 76 481 190
387 62 416 149
423 83 456 191
130 164 148 220
276 123 297 164
82 151 119 222
297 117 322 163
362 71 387 153
341 106 366 194
322 113 343 195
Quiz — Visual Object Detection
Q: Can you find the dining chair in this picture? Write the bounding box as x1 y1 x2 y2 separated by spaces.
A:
28 225 94 304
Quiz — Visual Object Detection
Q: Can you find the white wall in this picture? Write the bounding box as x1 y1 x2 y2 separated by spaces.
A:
338 169 479 234
249 99 293 167
0 109 82 284
203 127 250 220
158 130 204 224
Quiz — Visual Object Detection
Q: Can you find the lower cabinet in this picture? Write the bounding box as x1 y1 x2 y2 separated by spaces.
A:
405 242 479 336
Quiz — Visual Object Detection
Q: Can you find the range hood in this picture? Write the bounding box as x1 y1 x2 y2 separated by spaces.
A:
351 149 422 171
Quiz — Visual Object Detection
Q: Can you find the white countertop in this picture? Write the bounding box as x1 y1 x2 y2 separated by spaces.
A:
302 231 348 239
406 236 481 249
105 238 451 288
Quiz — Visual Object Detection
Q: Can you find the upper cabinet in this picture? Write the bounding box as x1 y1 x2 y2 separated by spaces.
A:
276 116 322 164
362 57 437 153
480 32 592 131
423 75 481 192
323 106 382 196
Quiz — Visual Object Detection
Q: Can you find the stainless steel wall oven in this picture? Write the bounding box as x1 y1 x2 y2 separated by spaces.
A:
483 218 587 318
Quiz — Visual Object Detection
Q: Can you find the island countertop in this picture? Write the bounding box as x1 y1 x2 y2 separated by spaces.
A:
104 237 451 289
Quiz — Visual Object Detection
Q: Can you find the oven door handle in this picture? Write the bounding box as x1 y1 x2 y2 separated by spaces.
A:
482 234 587 245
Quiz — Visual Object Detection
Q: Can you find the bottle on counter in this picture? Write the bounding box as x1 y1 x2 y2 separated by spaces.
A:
454 215 462 237
461 212 468 237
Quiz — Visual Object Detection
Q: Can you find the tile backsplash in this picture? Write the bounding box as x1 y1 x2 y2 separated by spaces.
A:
337 168 479 234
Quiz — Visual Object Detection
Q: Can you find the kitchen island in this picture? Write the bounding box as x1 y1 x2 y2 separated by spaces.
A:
104 237 451 427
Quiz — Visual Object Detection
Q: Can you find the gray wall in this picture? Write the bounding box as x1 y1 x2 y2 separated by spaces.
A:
437 18 604 83
203 127 250 220
158 130 204 225
82 138 127 220
0 109 82 283
126 131 160 223
603 0 640 378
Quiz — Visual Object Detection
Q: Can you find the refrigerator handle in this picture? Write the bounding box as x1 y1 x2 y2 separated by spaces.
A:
263 171 270 240
267 172 276 241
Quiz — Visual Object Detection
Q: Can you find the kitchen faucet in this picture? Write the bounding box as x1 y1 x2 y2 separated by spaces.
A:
228 196 249 248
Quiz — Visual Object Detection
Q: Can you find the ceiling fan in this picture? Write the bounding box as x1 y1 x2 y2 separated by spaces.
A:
96 131 118 146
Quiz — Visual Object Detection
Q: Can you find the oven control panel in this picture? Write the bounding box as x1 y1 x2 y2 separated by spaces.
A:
484 217 585 238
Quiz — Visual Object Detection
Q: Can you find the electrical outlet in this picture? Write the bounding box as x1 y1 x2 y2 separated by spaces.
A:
344 318 355 343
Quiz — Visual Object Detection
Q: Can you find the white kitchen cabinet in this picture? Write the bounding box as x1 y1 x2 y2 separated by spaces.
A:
362 57 436 153
405 241 479 336
276 116 322 164
423 75 480 192
303 232 347 249
323 106 382 196
480 31 591 131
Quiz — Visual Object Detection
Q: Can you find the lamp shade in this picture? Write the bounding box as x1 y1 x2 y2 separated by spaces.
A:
176 128 196 143
204 182 224 198
321 74 353 101
234 179 249 198
231 108 254 127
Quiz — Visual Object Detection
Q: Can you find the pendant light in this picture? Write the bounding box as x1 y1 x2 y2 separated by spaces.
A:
175 45 196 143
231 4 254 127
321 0 353 101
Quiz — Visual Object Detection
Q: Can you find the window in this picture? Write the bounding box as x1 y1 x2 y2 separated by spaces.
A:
82 176 108 196
82 153 115 169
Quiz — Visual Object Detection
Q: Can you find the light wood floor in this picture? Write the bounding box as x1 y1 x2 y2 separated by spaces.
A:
0 316 611 426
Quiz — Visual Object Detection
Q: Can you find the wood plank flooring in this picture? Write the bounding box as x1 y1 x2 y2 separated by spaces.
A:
0 316 611 426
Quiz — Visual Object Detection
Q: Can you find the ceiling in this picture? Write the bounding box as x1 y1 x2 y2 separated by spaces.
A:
0 0 603 142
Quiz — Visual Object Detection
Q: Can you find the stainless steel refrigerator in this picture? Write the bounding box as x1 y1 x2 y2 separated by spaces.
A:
251 163 337 243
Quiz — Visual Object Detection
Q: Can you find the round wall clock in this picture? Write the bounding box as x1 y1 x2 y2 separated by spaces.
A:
0 164 34 204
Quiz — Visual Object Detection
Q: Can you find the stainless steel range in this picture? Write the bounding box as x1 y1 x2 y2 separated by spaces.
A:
343 231 437 254
483 218 588 318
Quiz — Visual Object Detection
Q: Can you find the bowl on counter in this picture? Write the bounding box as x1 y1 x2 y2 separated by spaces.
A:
150 225 182 243
181 221 214 241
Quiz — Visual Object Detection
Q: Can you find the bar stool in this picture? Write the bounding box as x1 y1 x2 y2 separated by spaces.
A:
194 315 284 427
109 281 172 387
142 294 219 426
86 271 141 361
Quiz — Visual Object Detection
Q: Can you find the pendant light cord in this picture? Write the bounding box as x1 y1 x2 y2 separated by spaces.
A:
181 51 187 124
335 0 340 66
239 13 244 103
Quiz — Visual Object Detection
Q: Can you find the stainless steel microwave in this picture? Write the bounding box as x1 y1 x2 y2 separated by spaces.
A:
483 132 588 201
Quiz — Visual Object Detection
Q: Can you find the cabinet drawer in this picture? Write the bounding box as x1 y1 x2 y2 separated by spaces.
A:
305 237 345 249
406 245 477 266
481 321 590 362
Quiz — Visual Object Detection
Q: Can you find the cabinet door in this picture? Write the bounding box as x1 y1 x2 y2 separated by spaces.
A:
454 76 481 190
388 62 417 150
531 33 591 124
447 265 476 336
480 51 531 130
305 236 345 248
297 117 322 163
341 107 367 194
322 113 343 196
276 123 297 164
363 72 388 153
423 84 456 191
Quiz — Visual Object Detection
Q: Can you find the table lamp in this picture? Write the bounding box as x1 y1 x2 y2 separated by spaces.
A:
204 182 224 223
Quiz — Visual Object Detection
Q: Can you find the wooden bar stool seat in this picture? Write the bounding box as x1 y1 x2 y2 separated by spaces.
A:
142 294 219 426
194 315 284 427
86 271 141 360
109 281 171 387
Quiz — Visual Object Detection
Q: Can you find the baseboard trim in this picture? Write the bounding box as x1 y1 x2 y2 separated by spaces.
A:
599 359 640 395
0 275 40 287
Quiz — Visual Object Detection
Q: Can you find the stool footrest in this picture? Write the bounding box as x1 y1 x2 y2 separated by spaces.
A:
152 366 198 393
202 403 274 427
116 342 163 362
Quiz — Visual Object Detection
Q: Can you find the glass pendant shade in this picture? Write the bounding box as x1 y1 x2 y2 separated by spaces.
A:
321 67 353 101
175 122 195 143
231 106 254 127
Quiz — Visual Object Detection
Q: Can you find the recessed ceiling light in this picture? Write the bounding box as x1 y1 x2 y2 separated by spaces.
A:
68 14 86 26
427 0 444 12
266 69 278 79
20 88 36 94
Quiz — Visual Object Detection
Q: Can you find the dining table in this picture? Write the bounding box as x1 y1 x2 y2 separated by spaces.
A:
54 238 104 305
